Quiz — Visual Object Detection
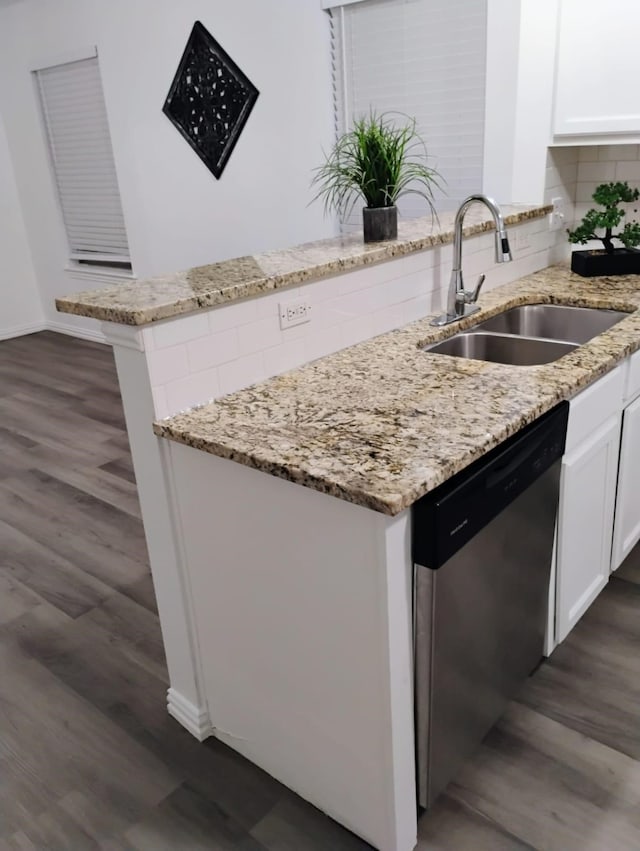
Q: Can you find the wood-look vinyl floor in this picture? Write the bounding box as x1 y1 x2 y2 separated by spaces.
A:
1 330 639 850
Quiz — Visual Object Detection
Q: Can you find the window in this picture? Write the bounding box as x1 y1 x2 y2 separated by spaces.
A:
330 0 487 224
35 52 131 269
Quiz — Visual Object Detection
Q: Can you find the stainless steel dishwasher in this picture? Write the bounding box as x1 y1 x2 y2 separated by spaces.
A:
412 401 569 809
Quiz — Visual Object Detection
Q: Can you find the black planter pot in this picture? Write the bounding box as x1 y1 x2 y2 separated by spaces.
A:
571 248 640 277
362 205 398 243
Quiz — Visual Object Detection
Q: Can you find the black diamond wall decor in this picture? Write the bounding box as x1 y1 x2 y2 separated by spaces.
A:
163 21 259 179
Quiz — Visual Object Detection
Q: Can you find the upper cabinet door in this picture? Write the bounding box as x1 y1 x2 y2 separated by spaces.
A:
554 0 640 137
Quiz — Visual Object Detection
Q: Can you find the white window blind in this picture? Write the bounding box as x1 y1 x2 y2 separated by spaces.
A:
331 0 487 225
35 56 131 265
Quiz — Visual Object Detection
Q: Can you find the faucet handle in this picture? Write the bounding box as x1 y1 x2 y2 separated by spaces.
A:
470 274 486 303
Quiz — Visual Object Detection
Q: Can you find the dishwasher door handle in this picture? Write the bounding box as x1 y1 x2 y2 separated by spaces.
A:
485 428 553 491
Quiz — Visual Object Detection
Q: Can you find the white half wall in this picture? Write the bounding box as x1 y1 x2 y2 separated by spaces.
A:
0 0 335 331
0 107 43 340
167 442 417 851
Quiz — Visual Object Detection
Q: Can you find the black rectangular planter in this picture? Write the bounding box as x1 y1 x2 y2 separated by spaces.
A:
571 248 640 277
362 205 398 243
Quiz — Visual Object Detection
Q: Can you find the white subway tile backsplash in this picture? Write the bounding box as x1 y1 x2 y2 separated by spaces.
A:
237 316 283 356
263 338 308 376
341 313 375 347
426 286 448 317
402 294 430 325
551 241 571 265
255 290 286 320
153 312 209 349
328 288 377 318
208 298 258 333
461 246 494 277
575 181 599 204
384 271 424 305
311 301 350 330
370 304 405 336
303 326 345 363
578 146 600 163
147 344 190 386
577 161 616 183
549 146 579 167
187 327 239 371
385 247 439 275
599 144 638 162
165 367 221 414
305 272 356 302
218 352 266 396
615 161 640 181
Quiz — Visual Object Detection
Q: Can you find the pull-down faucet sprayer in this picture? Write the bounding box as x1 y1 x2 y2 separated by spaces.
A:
432 195 512 327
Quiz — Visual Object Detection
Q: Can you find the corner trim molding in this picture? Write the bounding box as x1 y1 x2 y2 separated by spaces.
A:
101 322 145 352
167 688 212 741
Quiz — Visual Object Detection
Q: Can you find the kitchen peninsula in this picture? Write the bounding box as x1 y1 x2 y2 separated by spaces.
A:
57 204 640 851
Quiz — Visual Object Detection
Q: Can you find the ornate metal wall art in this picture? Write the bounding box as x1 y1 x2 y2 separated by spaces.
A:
163 21 259 179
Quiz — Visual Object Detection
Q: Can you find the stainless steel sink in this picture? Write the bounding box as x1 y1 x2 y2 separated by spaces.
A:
472 304 628 344
425 332 577 365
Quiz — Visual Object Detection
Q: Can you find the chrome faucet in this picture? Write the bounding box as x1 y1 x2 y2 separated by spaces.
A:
432 194 512 327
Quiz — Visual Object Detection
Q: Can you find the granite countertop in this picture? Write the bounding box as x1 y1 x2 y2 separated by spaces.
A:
55 204 549 326
153 264 640 516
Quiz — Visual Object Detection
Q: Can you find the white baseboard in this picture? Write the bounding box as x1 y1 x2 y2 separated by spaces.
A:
167 688 212 741
0 320 47 341
0 319 109 345
46 319 108 345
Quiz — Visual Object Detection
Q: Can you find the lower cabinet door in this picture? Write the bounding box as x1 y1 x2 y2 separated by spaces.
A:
556 415 620 644
612 394 640 571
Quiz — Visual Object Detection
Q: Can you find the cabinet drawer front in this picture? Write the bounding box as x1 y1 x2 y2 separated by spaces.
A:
624 348 640 404
566 366 624 454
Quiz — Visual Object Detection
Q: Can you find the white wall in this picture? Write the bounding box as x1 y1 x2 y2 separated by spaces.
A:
0 0 335 336
0 107 44 339
484 0 560 205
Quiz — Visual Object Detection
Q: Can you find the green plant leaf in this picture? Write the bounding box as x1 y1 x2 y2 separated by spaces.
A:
568 181 640 252
310 111 445 222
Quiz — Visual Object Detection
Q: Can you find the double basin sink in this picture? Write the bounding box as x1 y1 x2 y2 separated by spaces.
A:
424 304 629 366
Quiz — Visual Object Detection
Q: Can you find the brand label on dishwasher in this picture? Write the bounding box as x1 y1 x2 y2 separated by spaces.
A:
450 518 469 536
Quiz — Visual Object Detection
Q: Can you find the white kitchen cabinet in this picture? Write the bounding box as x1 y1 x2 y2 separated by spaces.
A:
556 415 620 643
611 393 640 570
551 365 624 648
553 0 640 138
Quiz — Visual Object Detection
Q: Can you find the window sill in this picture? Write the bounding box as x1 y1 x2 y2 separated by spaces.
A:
65 264 137 287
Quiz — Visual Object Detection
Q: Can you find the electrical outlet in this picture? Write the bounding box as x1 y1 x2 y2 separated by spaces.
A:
512 229 530 253
549 196 566 231
279 298 311 330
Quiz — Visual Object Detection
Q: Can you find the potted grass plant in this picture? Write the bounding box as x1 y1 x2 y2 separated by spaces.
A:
311 112 443 243
568 181 640 276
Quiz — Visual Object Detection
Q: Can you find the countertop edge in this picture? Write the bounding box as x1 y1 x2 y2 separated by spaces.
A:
151 264 640 516
56 204 551 326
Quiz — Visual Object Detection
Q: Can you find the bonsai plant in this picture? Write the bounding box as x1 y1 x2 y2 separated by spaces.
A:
567 181 640 276
311 112 443 243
